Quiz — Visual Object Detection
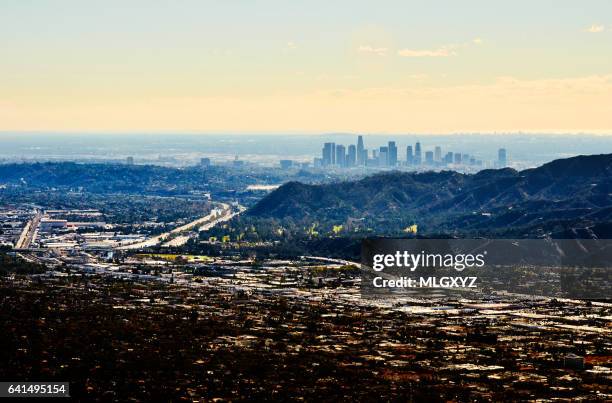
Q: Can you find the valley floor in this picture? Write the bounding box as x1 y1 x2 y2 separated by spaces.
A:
1 275 610 402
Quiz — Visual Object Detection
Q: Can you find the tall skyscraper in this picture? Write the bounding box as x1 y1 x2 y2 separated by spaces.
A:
279 160 293 169
335 144 346 167
379 146 389 167
387 141 397 167
454 153 462 164
126 156 134 165
498 148 507 167
233 155 244 167
200 157 211 167
434 146 442 162
406 145 414 165
425 151 434 165
347 144 357 167
444 152 453 164
356 135 365 166
322 142 335 166
414 142 422 165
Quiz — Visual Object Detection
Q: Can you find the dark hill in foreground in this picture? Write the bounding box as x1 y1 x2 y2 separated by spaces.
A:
247 154 612 237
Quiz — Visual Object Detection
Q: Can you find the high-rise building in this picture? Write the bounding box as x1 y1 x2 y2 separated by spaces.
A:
280 160 293 169
126 156 134 165
200 157 211 167
379 146 388 167
336 145 346 167
356 135 365 166
347 145 357 167
322 142 335 166
414 142 422 165
498 148 507 167
444 152 453 164
406 145 414 165
387 141 397 167
425 151 434 165
434 146 442 162
233 155 244 167
454 153 462 164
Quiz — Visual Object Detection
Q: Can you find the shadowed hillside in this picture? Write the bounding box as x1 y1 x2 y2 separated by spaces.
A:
247 154 612 238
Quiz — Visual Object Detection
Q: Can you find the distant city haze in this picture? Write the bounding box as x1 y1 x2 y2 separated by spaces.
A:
0 133 610 170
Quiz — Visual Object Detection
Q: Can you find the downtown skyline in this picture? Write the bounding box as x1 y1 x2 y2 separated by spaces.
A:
315 135 504 170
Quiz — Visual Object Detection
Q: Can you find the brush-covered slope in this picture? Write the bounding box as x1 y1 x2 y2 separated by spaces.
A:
247 154 612 236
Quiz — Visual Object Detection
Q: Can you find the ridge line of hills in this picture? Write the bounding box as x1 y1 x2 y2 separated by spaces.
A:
246 154 612 238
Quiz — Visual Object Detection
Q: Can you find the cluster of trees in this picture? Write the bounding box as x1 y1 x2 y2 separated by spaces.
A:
0 162 331 199
0 190 211 226
199 215 418 245
0 248 46 276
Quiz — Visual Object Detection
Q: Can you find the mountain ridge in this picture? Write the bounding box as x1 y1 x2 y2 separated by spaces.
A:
247 154 612 237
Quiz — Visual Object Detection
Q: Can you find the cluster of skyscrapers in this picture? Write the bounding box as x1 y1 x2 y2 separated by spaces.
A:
315 136 508 169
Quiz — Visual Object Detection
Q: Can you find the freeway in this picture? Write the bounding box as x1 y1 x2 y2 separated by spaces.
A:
301 255 360 268
117 202 240 250
15 211 42 249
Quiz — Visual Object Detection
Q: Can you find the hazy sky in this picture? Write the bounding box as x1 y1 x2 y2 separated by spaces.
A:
1 0 611 134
